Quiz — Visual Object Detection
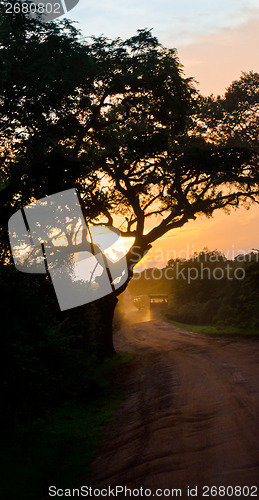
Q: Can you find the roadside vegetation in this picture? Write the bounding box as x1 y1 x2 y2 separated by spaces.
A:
0 263 134 500
129 249 259 334
168 321 259 337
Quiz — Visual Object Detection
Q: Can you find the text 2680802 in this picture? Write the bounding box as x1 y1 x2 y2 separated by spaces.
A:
4 2 62 15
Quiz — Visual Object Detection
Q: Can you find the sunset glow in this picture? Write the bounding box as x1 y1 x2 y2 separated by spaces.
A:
62 0 259 266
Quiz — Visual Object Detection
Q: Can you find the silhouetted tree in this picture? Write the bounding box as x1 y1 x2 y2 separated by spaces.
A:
194 71 259 151
1 7 258 353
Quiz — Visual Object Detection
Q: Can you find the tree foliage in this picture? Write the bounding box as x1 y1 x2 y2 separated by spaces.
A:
0 9 259 357
194 71 259 151
1 9 259 279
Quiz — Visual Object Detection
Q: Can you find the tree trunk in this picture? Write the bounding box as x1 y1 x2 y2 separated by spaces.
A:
94 293 118 358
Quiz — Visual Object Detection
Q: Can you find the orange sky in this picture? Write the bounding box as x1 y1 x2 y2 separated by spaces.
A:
178 15 259 96
135 205 259 269
138 16 259 267
70 4 259 267
108 13 259 266
112 201 259 270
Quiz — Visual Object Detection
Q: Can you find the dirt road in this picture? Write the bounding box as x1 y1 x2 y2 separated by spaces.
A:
89 321 259 497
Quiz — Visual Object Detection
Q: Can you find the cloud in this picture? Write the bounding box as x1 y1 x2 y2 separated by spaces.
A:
67 1 259 46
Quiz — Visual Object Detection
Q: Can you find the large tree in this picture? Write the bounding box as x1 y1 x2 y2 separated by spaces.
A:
1 7 258 354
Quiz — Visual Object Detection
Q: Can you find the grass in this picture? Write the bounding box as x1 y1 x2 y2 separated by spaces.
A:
1 353 135 500
166 319 259 337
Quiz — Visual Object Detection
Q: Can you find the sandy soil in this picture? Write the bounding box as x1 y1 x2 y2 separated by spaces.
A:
89 320 259 498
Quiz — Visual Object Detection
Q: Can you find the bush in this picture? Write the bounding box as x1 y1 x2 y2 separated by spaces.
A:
0 264 102 424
